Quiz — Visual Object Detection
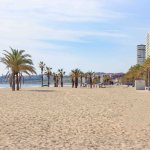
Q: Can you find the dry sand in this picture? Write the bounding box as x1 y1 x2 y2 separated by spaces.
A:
0 86 150 150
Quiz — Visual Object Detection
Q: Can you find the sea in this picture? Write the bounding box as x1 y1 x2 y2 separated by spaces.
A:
0 83 72 88
0 84 41 88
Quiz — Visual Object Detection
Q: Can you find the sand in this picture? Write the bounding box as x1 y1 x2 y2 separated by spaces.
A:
0 86 150 150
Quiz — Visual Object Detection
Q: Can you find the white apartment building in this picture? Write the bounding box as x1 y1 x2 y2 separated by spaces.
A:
137 44 146 65
146 32 150 59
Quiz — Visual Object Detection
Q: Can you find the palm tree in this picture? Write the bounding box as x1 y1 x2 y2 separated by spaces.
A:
70 73 75 88
39 61 45 87
87 71 95 88
80 71 84 87
58 69 65 87
84 73 88 87
71 69 80 88
103 75 111 85
93 74 97 88
0 48 36 91
53 73 59 87
45 67 52 87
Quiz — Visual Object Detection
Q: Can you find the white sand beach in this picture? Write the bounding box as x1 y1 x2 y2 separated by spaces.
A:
0 87 150 149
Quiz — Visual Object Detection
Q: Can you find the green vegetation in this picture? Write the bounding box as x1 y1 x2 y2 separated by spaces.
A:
0 48 36 91
122 58 150 86
0 48 126 90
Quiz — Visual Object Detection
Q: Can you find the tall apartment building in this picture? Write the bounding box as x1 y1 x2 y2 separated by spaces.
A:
137 44 146 65
146 32 150 58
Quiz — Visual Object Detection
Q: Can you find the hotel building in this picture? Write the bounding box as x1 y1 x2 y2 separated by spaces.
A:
137 44 146 65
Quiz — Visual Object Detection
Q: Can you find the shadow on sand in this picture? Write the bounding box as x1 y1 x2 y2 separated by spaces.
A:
27 90 56 93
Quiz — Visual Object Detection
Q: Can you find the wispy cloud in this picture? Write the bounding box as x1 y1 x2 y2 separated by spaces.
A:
0 0 126 23
0 0 147 74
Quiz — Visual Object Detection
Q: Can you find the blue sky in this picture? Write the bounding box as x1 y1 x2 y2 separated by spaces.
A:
0 0 150 74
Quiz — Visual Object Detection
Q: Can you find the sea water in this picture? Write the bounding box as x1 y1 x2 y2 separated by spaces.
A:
0 83 72 88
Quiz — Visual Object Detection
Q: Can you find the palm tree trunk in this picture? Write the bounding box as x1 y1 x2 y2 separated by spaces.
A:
41 69 43 87
12 73 15 91
61 76 63 87
19 74 22 88
54 76 56 87
16 73 20 91
54 80 56 87
56 77 59 87
75 77 78 88
72 79 74 88
9 75 12 87
48 75 50 87
80 77 83 87
90 77 92 88
85 77 87 87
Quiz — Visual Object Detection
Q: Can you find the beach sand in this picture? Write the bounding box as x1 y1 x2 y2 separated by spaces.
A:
0 86 150 149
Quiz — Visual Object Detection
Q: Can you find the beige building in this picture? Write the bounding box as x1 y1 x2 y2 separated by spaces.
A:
146 32 150 59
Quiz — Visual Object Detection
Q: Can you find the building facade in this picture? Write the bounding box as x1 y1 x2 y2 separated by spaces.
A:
146 32 150 59
137 44 146 65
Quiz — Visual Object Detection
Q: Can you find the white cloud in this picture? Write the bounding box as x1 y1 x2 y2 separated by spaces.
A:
0 0 126 23
0 0 130 74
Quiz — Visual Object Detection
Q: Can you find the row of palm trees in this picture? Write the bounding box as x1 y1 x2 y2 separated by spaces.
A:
70 69 101 88
39 64 102 89
39 61 65 87
0 48 107 91
39 63 104 89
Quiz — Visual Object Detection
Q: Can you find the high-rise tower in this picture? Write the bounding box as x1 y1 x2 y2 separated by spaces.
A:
137 44 146 65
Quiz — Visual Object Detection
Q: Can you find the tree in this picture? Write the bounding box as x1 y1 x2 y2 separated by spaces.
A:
45 67 52 87
58 69 65 87
80 71 84 87
0 48 36 91
71 69 80 88
84 73 88 87
103 75 111 85
53 73 59 87
122 64 142 86
70 73 75 88
39 61 45 87
141 57 150 86
87 71 95 88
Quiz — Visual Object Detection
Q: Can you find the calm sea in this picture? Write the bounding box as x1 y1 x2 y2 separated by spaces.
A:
0 84 41 88
0 83 72 88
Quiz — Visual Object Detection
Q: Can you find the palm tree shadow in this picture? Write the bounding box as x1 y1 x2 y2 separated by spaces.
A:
28 90 56 93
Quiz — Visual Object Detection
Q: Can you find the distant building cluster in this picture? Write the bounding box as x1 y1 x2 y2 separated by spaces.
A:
137 32 150 65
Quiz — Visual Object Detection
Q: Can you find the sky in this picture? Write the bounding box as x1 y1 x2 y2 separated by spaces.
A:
0 0 150 75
